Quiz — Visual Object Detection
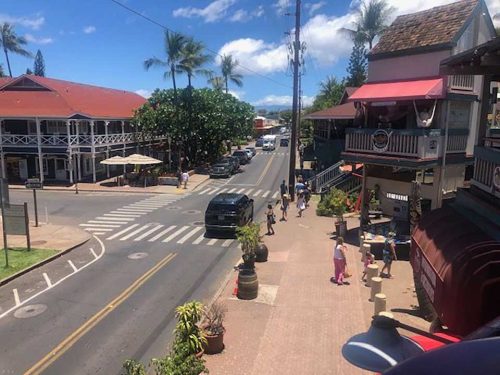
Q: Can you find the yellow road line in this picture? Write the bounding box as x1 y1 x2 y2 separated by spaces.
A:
24 252 177 375
256 155 275 186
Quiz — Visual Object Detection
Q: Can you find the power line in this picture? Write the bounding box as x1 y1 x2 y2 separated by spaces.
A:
109 0 292 89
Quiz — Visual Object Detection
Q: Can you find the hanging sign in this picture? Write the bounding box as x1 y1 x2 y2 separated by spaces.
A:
372 129 392 153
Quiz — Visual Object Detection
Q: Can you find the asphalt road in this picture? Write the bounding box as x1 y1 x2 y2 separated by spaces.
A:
0 143 290 374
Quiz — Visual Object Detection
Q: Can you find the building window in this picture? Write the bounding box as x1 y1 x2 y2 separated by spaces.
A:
448 101 471 129
35 157 49 175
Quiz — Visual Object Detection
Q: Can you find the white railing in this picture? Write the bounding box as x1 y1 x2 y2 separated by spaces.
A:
346 130 420 157
447 134 468 153
449 75 474 91
309 160 344 193
0 132 148 146
471 147 500 198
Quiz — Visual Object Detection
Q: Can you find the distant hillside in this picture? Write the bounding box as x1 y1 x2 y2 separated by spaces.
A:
253 105 292 112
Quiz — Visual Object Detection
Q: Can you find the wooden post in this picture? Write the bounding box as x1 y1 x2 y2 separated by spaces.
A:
24 202 31 251
66 120 73 184
370 277 382 302
36 118 44 184
105 121 110 178
366 263 379 287
374 293 386 315
121 121 126 174
361 243 370 263
90 120 96 183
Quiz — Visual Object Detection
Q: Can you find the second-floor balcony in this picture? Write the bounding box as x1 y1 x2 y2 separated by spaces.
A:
472 146 500 199
344 127 469 163
0 132 166 148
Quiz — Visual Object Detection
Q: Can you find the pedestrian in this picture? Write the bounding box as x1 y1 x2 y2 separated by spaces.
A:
361 249 375 282
381 232 397 278
280 194 289 221
181 170 189 189
266 204 275 235
304 180 311 207
331 237 348 286
279 179 288 200
296 192 306 217
176 168 182 188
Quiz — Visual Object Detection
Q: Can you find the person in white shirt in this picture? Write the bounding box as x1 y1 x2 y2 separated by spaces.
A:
332 237 348 285
181 171 189 189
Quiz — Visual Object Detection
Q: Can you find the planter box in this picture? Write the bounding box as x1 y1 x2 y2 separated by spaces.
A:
158 176 178 186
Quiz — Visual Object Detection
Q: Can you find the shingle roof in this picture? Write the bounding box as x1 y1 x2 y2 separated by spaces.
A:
370 0 479 57
303 102 356 120
0 75 146 119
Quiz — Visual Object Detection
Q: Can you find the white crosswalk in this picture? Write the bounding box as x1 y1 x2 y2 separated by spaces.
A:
100 222 235 248
195 186 281 200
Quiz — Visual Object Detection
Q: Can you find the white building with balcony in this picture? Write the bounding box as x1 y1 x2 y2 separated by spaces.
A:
343 0 497 220
0 74 164 184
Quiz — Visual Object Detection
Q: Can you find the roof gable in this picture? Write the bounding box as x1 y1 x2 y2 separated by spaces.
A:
1 76 51 92
370 0 479 58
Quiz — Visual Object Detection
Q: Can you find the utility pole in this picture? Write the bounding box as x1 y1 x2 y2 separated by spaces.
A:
288 0 301 202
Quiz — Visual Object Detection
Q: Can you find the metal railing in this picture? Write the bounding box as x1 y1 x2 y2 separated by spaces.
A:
449 75 474 91
471 146 500 198
308 160 344 193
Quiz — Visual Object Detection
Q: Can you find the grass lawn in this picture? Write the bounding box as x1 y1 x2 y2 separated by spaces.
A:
0 248 58 281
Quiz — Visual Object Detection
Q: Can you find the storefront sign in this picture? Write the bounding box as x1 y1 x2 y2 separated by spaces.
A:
386 192 408 201
372 129 391 153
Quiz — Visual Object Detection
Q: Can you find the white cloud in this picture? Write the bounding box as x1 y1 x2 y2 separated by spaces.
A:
252 5 265 18
230 9 248 22
0 14 45 30
218 38 288 75
253 95 314 107
229 90 245 99
24 33 53 45
83 26 96 34
306 1 327 16
273 0 291 15
173 0 236 23
135 89 152 98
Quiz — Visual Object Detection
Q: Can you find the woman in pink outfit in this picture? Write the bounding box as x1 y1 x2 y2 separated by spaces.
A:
332 237 347 285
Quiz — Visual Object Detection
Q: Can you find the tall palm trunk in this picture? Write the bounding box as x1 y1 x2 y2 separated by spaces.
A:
188 73 192 88
3 48 12 77
224 77 228 94
171 65 177 95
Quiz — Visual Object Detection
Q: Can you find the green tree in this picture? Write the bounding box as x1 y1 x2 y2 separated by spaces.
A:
25 67 33 74
340 0 393 49
178 38 212 88
311 75 345 111
0 23 32 77
345 38 367 87
221 54 243 94
33 49 45 76
280 109 293 124
144 31 187 95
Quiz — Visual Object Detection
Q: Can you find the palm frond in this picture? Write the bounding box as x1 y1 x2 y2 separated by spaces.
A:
144 57 167 70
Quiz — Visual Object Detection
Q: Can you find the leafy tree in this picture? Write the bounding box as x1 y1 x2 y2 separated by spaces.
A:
311 75 345 111
221 54 243 94
340 0 393 49
144 31 187 95
178 38 212 88
345 38 367 87
25 67 33 74
0 22 32 77
280 109 293 124
33 49 45 76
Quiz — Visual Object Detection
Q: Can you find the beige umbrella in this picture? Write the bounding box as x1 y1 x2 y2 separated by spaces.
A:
100 155 128 165
124 154 162 165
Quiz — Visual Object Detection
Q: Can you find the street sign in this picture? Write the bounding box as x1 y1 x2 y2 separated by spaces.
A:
4 204 28 235
25 178 43 190
0 178 9 207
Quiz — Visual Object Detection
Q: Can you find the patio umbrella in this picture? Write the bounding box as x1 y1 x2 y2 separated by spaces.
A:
123 154 162 165
99 155 128 165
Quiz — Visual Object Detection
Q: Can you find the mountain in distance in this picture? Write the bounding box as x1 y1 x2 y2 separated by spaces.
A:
253 104 292 113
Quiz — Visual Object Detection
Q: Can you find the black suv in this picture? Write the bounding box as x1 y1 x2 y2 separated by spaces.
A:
205 193 254 235
232 150 250 165
210 159 234 178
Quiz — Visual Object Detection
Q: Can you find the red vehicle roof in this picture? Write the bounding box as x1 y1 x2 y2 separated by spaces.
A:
0 75 146 119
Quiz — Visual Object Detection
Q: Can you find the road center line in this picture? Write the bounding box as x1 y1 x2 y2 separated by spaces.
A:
24 253 177 375
256 154 275 185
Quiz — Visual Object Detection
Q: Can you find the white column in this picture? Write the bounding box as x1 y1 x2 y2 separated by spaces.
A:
105 120 110 178
66 120 73 184
90 120 96 183
36 118 44 184
0 119 5 179
121 121 126 173
76 121 81 181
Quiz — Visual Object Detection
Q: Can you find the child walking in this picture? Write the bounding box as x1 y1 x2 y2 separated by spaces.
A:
361 249 375 282
296 192 306 217
280 194 289 221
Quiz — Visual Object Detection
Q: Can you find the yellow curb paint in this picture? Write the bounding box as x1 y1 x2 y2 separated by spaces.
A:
24 252 177 375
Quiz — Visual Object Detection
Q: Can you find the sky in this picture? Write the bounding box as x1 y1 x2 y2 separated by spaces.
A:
1 0 499 109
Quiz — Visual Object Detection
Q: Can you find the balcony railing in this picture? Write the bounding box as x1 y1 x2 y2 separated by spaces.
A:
345 128 469 160
0 132 165 147
449 75 474 91
472 146 500 198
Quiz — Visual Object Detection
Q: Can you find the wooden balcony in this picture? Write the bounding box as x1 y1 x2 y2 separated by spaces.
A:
472 146 500 199
344 128 468 164
449 75 475 92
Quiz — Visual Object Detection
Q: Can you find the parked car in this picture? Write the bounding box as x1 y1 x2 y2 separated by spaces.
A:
244 149 253 160
255 138 264 147
205 193 254 236
280 138 289 147
245 146 256 157
263 141 276 151
224 155 240 172
232 150 250 164
209 159 234 178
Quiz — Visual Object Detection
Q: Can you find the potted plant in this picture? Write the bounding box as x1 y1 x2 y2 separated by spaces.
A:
173 301 207 357
326 188 348 237
202 301 227 354
255 224 268 263
236 223 259 300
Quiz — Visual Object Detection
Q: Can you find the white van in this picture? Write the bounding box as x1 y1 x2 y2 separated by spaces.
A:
262 135 276 151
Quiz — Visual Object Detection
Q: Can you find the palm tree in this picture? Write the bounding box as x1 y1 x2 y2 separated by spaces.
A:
178 38 212 88
144 31 187 94
0 64 4 77
340 0 393 50
208 75 225 91
0 23 32 77
220 54 243 94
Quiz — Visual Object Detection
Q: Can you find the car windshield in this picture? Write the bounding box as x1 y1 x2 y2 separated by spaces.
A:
233 151 245 156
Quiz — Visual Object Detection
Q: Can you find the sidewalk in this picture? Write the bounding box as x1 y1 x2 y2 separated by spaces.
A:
204 200 429 374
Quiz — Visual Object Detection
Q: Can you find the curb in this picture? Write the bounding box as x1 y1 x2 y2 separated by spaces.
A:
0 235 92 287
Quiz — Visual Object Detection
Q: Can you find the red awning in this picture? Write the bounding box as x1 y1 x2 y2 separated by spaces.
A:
348 78 444 102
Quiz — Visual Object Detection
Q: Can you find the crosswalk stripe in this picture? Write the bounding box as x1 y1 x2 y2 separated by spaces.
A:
105 213 141 218
117 208 150 213
262 191 270 198
199 188 211 195
85 228 113 232
177 227 203 244
245 189 254 195
228 188 237 193
91 232 106 236
134 224 164 241
162 226 190 242
222 239 234 247
121 207 154 211
272 191 279 199
237 188 245 193
88 220 128 225
129 203 165 207
207 188 220 195
120 224 152 241
218 188 228 194
107 224 140 240
96 216 135 221
192 233 205 245
148 225 176 242
253 189 262 196
207 239 218 246
80 223 120 228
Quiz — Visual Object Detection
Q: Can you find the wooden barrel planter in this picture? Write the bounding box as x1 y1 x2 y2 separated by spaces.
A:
255 243 268 262
203 329 225 354
237 269 258 300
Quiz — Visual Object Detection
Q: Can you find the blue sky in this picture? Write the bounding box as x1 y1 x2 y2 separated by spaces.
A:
1 0 499 109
